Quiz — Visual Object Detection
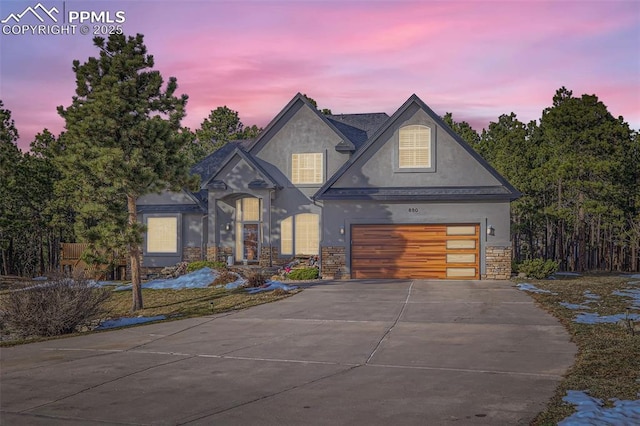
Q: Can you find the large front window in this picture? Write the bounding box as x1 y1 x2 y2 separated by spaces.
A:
147 217 178 253
399 125 431 168
291 153 323 184
280 213 319 256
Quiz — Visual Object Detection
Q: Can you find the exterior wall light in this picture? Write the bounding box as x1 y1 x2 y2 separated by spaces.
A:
225 223 232 231
340 226 345 235
487 225 495 236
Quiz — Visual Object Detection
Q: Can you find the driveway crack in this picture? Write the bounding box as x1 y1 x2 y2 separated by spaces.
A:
175 364 361 425
365 281 414 364
17 355 197 414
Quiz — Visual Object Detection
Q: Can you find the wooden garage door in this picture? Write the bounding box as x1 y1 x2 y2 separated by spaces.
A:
351 224 479 279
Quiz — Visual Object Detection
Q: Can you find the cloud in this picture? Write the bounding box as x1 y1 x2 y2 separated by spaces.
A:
2 0 639 151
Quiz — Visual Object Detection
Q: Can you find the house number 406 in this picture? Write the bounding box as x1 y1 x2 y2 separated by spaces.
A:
408 208 419 213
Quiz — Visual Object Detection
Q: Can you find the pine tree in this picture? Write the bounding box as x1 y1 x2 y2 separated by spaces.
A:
0 100 22 275
188 106 262 163
57 34 197 311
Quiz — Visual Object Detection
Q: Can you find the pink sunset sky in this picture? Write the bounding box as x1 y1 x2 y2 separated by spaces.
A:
1 0 639 152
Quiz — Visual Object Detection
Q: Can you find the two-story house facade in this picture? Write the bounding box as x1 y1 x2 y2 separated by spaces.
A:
137 93 520 280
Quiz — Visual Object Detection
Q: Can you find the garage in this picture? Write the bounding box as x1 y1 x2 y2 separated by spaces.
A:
351 224 480 279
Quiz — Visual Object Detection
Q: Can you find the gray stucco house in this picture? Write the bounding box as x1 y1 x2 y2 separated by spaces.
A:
137 93 520 280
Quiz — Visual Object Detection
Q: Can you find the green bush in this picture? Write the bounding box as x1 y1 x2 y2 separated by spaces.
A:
186 260 227 272
287 267 319 280
518 259 559 279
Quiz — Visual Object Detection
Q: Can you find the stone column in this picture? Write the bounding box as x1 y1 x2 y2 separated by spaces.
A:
321 246 347 279
482 246 512 279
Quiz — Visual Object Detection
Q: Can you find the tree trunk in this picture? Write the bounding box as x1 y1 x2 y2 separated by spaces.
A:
127 194 143 311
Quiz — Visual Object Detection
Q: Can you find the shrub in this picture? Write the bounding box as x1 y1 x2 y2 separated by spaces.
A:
186 260 227 273
246 272 267 288
287 267 319 280
212 271 238 287
1 277 111 337
518 259 559 279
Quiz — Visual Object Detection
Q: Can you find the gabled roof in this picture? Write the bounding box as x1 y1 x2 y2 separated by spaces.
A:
247 93 360 153
191 140 252 184
137 204 205 214
314 94 521 201
201 145 280 190
318 186 515 202
326 113 389 150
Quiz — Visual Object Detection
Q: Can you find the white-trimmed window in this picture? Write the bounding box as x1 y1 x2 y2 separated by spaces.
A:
399 125 431 168
147 217 178 253
292 153 323 184
236 198 260 221
280 213 319 256
281 217 293 255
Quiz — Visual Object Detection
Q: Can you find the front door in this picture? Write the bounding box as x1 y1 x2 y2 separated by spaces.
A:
242 224 259 261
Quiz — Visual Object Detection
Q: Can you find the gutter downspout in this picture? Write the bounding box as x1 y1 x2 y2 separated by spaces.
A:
202 214 208 261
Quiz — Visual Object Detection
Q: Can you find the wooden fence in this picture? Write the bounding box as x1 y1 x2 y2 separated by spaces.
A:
60 243 127 279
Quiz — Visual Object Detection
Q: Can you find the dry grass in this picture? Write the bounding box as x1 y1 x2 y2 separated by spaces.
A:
102 286 297 319
523 275 640 425
1 282 299 346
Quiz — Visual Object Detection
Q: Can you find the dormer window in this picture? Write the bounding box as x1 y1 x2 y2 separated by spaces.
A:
399 125 431 168
292 153 323 184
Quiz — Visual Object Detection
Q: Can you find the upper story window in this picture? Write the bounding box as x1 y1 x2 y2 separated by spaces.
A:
399 125 431 168
292 153 323 184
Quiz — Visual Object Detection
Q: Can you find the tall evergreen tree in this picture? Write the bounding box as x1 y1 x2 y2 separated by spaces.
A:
442 112 480 148
188 106 262 162
539 87 634 271
0 100 22 275
57 34 196 311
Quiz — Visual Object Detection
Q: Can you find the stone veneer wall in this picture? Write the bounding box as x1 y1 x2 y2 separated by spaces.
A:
206 246 218 262
182 247 202 263
482 246 512 280
206 245 233 263
259 246 279 267
321 246 347 279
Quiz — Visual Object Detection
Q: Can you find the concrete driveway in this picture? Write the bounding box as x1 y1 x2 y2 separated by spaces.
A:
0 280 576 425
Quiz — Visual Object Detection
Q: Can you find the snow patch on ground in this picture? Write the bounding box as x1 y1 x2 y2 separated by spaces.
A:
559 277 640 325
114 267 215 290
113 267 247 291
559 302 589 311
558 390 640 425
613 289 640 309
246 281 298 294
516 283 557 294
96 316 167 330
584 290 601 300
574 312 640 324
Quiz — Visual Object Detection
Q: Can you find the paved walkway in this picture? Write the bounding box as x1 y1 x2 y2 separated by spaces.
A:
0 280 576 425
